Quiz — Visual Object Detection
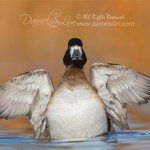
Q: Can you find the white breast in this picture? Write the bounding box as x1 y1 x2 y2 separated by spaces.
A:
46 86 108 140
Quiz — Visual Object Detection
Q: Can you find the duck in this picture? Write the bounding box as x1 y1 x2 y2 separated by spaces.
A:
0 38 149 141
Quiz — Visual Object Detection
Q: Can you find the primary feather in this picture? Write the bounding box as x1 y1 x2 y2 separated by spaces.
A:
0 69 54 138
90 63 150 130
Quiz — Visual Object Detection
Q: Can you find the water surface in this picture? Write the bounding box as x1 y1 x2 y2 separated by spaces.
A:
0 130 150 150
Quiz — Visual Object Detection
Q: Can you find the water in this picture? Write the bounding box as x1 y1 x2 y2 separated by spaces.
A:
0 130 150 150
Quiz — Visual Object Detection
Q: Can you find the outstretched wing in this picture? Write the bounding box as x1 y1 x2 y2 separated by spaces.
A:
90 63 150 130
0 69 54 139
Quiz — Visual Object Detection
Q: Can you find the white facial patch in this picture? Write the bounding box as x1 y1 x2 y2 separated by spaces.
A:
70 45 82 58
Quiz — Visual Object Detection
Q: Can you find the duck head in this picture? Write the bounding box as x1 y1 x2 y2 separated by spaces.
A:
63 38 87 69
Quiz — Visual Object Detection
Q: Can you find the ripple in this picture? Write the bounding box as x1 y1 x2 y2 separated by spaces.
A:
0 130 150 150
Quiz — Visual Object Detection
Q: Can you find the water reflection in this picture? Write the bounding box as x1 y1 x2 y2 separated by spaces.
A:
0 130 150 150
0 132 116 150
115 131 150 150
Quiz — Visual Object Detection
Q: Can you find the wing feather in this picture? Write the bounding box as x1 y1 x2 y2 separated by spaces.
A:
90 63 150 130
0 69 54 139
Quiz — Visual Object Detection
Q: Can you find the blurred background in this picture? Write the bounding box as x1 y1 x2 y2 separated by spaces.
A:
0 0 150 135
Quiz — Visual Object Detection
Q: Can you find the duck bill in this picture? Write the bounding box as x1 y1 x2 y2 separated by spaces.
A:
72 50 82 61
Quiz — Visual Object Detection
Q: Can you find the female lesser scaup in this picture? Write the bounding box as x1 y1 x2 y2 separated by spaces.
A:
0 38 149 141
